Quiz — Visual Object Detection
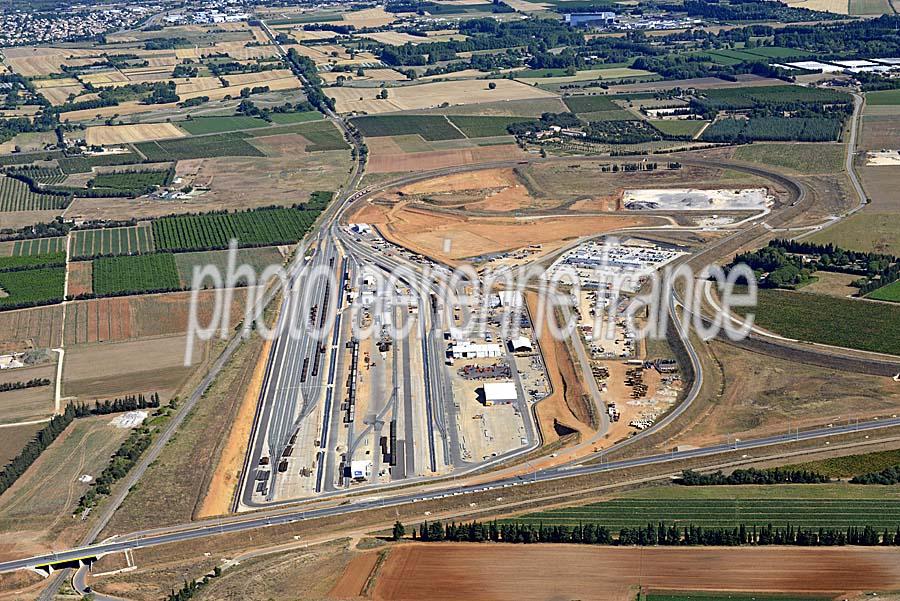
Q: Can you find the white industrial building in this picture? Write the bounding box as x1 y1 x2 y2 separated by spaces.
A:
481 381 518 406
497 290 524 308
508 336 533 352
351 460 372 480
450 341 504 359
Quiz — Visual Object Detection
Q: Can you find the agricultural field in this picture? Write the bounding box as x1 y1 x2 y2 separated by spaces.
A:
0 304 63 348
151 207 318 252
350 115 465 141
254 120 349 151
0 252 65 271
0 175 69 212
866 279 900 302
701 116 843 143
644 594 830 601
326 78 558 114
649 120 707 139
71 225 155 259
733 288 900 355
91 169 173 193
84 123 186 146
866 89 900 105
92 253 181 296
446 115 532 138
696 85 850 111
0 266 66 310
11 167 66 185
809 213 900 256
507 490 900 529
0 415 132 559
57 152 142 174
135 133 265 161
172 247 284 287
562 94 622 113
177 116 271 136
733 142 845 174
268 111 322 125
369 544 900 601
786 449 900 478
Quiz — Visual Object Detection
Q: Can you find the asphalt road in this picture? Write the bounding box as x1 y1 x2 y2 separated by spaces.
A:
6 414 900 576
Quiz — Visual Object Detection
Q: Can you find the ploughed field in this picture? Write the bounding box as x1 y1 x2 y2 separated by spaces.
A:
368 544 900 601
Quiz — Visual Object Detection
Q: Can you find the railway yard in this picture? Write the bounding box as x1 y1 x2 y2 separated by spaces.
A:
1 1 900 600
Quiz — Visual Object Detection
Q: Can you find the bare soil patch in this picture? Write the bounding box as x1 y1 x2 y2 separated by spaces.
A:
663 339 900 449
371 543 900 600
0 304 64 348
67 260 93 297
367 143 527 174
354 198 660 262
62 335 203 401
526 291 594 446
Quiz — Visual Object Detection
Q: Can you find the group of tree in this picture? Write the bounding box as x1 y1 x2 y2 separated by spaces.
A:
165 567 222 601
284 48 335 113
733 239 900 294
0 403 78 498
72 392 161 417
505 112 582 136
851 465 900 485
77 422 154 511
412 519 900 547
0 378 50 393
677 467 830 486
731 242 815 288
774 15 900 59
585 120 664 144
0 216 72 241
679 0 840 23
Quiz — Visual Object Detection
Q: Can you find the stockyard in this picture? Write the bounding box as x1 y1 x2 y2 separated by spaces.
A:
2 3 900 601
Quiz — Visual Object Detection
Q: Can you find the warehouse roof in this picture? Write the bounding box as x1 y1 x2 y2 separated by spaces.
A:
483 381 518 402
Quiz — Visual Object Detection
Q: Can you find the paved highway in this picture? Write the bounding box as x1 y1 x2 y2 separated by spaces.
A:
7 414 900 576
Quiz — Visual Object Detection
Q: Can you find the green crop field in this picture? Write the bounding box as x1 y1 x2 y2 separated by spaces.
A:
0 266 65 309
733 142 845 174
351 115 465 141
15 167 66 184
786 449 900 478
91 170 173 192
505 496 900 530
173 247 284 287
732 288 900 355
135 133 264 161
446 115 530 138
269 111 322 125
697 85 849 111
272 120 349 151
57 152 142 174
563 94 621 113
92 253 181 296
738 46 813 59
177 116 271 135
867 89 900 105
0 176 69 212
0 251 65 271
0 252 66 271
649 120 707 138
866 279 900 302
71 225 155 259
12 237 66 256
152 207 318 252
